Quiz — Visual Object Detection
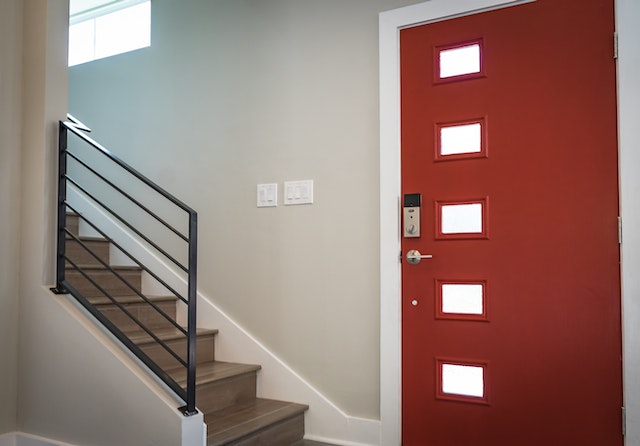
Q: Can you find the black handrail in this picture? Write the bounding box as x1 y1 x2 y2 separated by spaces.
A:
52 116 198 416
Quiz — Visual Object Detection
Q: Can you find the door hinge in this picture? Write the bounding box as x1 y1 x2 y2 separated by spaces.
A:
614 32 619 59
399 250 403 263
618 216 622 244
622 406 626 436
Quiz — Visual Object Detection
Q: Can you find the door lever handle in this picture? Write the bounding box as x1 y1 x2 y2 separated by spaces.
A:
406 249 433 265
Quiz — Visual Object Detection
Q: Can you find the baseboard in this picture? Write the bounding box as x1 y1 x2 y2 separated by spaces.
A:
0 432 15 446
196 292 381 445
0 433 78 446
67 186 381 445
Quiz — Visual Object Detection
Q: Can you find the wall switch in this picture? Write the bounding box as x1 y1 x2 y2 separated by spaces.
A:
257 183 278 207
284 180 313 205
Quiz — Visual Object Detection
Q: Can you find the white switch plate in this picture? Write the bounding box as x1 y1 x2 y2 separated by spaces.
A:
284 180 313 205
257 183 278 207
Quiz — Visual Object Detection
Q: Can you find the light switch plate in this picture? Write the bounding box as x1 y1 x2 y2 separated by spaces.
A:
284 180 313 205
257 183 278 207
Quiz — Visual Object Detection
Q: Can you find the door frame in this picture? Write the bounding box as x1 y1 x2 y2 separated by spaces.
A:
379 1 640 444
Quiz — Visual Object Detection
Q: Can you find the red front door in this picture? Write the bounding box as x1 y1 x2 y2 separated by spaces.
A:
400 1 622 444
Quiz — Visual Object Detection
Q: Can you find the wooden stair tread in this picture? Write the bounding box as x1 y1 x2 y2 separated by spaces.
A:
168 360 261 387
205 398 308 446
66 264 142 271
127 327 218 345
65 235 107 242
87 294 178 305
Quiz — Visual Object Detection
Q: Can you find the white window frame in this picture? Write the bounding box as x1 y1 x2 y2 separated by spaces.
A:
68 0 151 67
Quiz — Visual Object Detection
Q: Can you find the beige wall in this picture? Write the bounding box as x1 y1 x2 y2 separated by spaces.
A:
0 0 23 435
69 0 420 419
14 2 205 444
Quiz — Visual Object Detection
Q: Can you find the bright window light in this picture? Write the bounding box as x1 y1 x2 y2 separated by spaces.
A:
439 43 481 79
69 0 151 67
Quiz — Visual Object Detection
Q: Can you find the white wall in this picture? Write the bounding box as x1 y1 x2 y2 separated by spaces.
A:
0 0 23 435
68 0 421 420
14 1 205 445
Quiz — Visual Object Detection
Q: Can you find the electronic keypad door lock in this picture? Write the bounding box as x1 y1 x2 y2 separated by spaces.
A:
403 193 421 238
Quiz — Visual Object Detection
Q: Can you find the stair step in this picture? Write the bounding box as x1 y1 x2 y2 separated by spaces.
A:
130 327 217 369
65 213 79 236
206 398 308 446
171 361 261 387
169 361 261 413
91 295 178 333
87 294 177 306
66 237 110 266
65 265 142 297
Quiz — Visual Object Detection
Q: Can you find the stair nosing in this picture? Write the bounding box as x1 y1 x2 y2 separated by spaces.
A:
65 236 108 242
65 265 142 271
127 327 218 345
168 360 261 387
88 295 178 305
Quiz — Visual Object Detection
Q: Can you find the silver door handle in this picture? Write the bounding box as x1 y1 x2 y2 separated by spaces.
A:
406 249 433 265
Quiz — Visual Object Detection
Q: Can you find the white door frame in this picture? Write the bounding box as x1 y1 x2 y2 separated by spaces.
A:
379 1 640 445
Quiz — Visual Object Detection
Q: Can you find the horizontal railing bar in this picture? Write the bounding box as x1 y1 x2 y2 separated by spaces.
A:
65 203 188 305
65 177 189 273
67 151 189 243
65 229 187 336
63 120 196 216
61 280 188 402
64 257 189 369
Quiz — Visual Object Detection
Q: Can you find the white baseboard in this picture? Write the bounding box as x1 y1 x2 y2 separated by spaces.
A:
0 432 15 446
0 433 78 446
67 185 381 445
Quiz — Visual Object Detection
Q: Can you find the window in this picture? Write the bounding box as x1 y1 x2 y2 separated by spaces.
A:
434 38 485 84
69 0 151 67
436 359 489 404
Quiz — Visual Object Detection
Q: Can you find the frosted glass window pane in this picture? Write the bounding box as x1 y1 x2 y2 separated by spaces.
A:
68 20 96 66
442 284 484 315
441 203 482 234
95 2 151 59
442 364 484 398
440 44 481 78
440 123 482 155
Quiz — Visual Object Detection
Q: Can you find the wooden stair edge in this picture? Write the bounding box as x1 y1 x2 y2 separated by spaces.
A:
87 294 179 305
127 327 219 345
65 235 108 241
205 398 309 446
168 360 262 387
66 264 142 271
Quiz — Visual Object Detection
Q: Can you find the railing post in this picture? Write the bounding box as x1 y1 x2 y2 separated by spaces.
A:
51 121 68 295
181 210 198 416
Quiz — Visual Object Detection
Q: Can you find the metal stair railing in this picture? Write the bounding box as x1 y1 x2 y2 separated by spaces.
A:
51 115 198 416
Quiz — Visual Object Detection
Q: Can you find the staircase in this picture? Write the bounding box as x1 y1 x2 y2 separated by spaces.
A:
64 212 310 445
